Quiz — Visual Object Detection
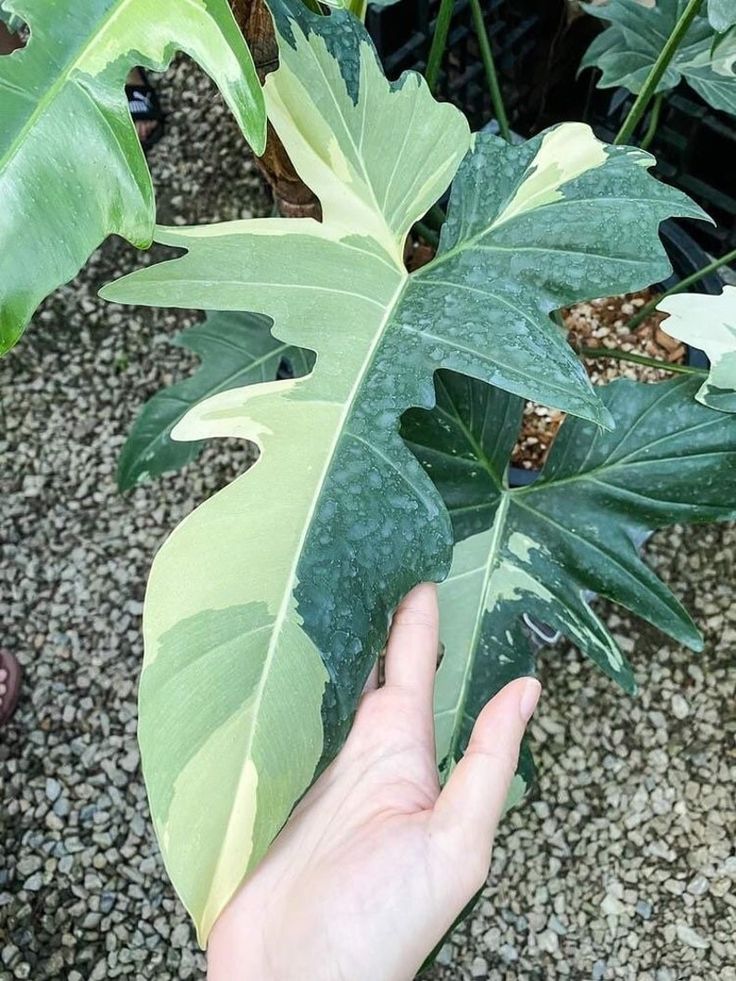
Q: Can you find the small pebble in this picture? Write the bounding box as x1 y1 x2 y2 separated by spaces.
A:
671 694 690 720
676 924 710 950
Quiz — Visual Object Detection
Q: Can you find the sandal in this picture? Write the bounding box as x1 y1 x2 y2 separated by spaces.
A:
0 651 21 727
126 67 165 152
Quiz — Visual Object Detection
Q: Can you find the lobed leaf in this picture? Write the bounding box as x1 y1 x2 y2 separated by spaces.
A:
659 286 736 412
581 0 736 114
118 310 313 491
101 0 704 941
0 0 265 353
403 370 736 772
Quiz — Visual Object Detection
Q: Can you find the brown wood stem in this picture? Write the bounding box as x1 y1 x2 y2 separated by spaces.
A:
230 0 321 219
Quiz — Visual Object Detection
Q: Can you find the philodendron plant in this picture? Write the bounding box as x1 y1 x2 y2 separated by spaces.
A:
94 0 736 943
581 0 736 117
3 0 736 952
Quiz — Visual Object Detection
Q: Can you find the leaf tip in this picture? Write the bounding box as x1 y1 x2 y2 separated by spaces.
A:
687 632 705 654
97 280 121 304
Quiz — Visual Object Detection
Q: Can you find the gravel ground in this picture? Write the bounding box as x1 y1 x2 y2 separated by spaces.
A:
2 59 735 981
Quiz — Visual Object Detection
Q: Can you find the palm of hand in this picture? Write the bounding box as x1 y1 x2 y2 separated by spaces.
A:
208 585 538 981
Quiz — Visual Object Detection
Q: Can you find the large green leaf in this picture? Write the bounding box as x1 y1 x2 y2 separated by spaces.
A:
0 0 265 354
100 0 702 942
659 286 736 412
581 0 736 114
118 310 313 490
709 0 736 32
403 370 736 772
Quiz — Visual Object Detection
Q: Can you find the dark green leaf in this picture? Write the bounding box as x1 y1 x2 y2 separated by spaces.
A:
709 0 736 32
403 371 736 767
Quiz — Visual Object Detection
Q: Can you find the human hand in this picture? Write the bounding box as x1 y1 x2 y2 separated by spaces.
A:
207 583 541 981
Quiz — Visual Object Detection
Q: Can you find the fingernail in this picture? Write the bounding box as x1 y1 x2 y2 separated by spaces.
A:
519 678 541 724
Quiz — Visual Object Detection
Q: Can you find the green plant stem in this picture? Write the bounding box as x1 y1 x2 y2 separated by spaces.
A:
579 346 705 375
614 0 703 146
354 0 369 21
415 221 440 247
424 203 447 231
468 0 511 142
628 246 736 330
425 0 455 94
639 92 664 150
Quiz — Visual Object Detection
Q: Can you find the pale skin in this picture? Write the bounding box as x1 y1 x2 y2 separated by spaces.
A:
208 583 541 981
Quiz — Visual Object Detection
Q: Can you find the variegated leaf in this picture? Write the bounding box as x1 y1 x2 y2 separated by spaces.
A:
402 370 736 773
101 0 703 941
118 310 313 490
0 0 265 353
659 286 736 412
581 0 736 113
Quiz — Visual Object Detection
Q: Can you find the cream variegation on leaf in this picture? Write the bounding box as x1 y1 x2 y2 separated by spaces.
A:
101 0 704 943
659 286 736 412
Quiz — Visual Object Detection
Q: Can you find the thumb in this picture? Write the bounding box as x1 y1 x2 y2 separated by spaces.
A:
431 677 541 863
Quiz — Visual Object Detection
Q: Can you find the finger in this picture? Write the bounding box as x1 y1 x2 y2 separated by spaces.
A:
383 583 439 707
361 659 379 695
432 677 540 857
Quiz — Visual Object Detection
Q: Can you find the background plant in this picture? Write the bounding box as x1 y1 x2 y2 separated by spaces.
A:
0 0 266 353
658 285 736 410
708 0 736 32
117 311 313 490
581 0 736 149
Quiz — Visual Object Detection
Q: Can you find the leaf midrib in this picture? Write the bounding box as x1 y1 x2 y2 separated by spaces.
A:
435 373 506 488
413 191 685 285
298 32 398 262
235 269 410 800
445 493 510 764
517 412 727 497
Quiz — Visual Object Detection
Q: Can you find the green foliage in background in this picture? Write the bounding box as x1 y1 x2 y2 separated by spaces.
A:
709 0 736 32
582 0 736 115
0 0 265 353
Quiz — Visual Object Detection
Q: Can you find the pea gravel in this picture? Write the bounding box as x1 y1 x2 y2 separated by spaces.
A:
1 58 735 981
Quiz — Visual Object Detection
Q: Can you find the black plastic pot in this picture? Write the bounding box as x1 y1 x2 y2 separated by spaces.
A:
508 220 720 488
